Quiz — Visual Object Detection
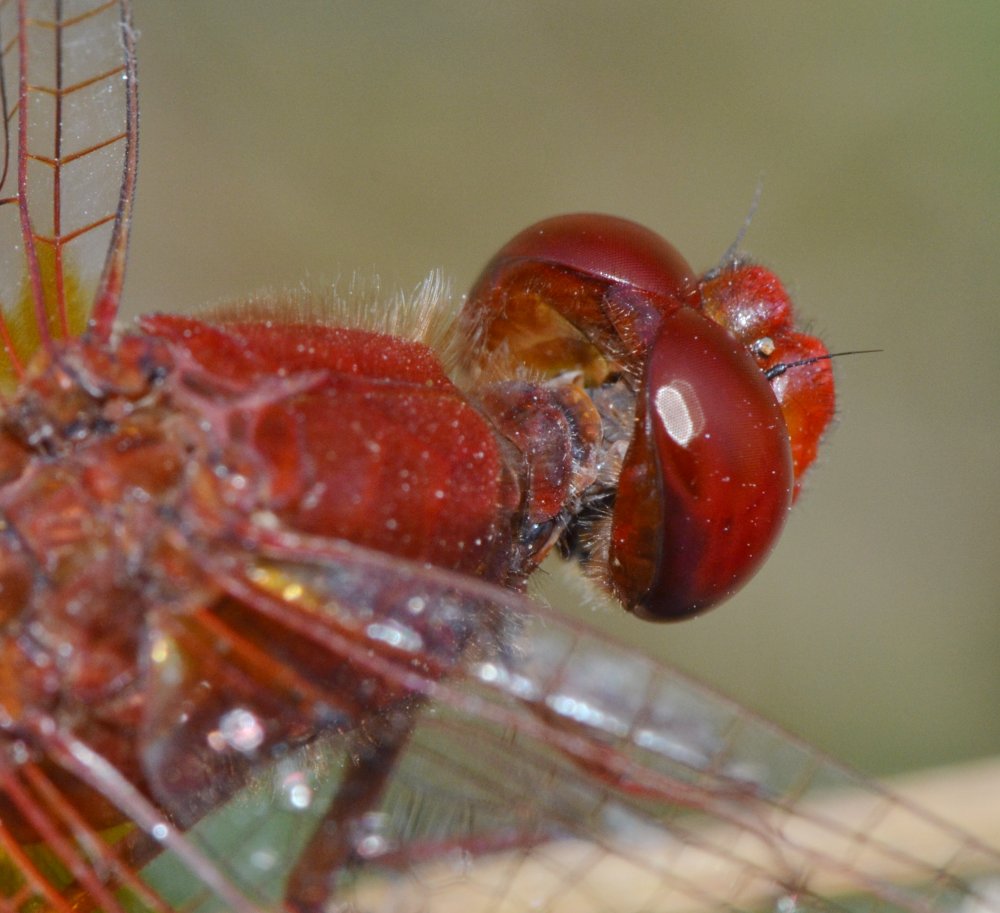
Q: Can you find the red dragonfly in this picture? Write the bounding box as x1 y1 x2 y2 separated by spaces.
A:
0 2 996 912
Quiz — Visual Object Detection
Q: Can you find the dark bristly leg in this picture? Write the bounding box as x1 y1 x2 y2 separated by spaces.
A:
286 713 414 912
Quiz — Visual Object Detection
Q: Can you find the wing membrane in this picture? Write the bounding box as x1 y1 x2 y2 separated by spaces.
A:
118 536 998 913
0 0 136 384
429 608 997 912
8 534 990 911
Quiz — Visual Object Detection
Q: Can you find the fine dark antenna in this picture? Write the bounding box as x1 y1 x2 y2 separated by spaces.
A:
766 348 881 380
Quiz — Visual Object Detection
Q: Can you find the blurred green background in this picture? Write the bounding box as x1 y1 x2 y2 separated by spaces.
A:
127 2 999 781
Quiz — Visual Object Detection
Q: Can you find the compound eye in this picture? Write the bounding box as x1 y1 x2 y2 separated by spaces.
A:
460 213 698 384
609 307 794 621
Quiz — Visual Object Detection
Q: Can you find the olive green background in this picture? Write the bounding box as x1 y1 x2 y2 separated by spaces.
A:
126 2 999 782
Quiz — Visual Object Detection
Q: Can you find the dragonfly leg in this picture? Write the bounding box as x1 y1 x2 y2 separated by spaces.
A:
285 709 415 912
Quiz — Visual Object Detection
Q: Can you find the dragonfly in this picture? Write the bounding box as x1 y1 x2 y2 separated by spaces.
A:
0 2 996 911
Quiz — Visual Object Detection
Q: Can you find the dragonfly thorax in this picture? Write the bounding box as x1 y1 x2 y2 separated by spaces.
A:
0 335 259 722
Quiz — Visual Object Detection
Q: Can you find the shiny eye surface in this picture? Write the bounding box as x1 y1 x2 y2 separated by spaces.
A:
463 213 833 620
483 212 699 303
609 306 794 620
461 213 699 384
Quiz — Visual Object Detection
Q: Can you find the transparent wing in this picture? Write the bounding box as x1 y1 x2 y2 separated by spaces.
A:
0 0 136 384
7 532 996 911
120 535 1000 912
399 610 1000 913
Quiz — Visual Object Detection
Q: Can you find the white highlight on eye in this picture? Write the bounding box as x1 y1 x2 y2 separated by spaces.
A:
653 379 705 447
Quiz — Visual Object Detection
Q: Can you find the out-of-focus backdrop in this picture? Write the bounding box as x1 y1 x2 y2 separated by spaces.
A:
128 2 999 779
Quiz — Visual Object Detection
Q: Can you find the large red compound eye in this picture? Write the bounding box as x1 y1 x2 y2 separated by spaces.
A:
610 307 794 621
460 213 698 384
487 212 698 303
464 214 823 622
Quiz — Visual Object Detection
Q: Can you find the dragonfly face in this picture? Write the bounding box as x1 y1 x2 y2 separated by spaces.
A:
0 3 995 912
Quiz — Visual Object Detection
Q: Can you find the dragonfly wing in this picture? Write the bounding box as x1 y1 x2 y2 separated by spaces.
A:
0 726 275 913
127 532 1000 912
392 603 1000 912
127 531 505 909
0 0 136 381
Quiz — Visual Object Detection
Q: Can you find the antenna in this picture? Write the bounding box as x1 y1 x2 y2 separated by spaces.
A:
765 348 881 380
719 176 765 267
